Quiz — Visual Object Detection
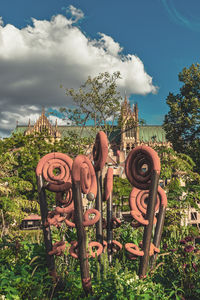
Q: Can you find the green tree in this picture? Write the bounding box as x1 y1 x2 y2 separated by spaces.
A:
154 146 200 228
155 146 200 207
0 130 91 231
163 63 200 172
61 71 122 139
0 151 37 234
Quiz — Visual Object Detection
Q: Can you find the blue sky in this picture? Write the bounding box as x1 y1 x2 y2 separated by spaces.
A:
0 0 199 136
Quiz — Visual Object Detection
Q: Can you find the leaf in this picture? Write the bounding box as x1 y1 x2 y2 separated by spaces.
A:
29 256 40 265
31 264 43 277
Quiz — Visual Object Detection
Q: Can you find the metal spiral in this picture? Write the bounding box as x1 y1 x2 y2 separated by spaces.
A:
125 145 160 190
36 152 73 192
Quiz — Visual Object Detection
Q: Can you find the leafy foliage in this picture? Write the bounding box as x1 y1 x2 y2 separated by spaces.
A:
113 177 132 206
163 63 200 172
61 72 122 139
155 146 200 211
0 130 90 229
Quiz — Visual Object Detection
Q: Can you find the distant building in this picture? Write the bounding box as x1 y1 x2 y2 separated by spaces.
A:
23 108 61 140
20 214 41 230
15 96 169 152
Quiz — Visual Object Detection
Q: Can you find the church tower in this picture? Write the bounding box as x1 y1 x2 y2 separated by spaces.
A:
120 95 139 153
24 108 61 140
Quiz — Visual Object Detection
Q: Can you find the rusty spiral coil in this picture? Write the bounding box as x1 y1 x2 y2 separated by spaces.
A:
36 152 73 192
63 208 101 228
129 186 167 226
125 145 160 190
103 167 113 201
93 131 108 172
48 241 67 256
55 189 73 206
69 241 103 259
72 155 97 199
125 242 160 258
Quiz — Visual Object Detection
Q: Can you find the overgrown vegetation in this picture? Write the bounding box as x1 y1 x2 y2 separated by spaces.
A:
0 223 199 299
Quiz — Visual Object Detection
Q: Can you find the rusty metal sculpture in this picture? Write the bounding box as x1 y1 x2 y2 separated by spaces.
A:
93 131 108 244
124 145 166 278
71 154 102 295
36 134 167 295
103 167 122 263
36 152 73 280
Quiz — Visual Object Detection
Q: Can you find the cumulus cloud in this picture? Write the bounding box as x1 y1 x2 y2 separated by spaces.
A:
0 6 157 137
66 5 84 24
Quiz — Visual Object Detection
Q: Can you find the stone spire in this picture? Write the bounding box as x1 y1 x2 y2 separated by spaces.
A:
42 107 45 116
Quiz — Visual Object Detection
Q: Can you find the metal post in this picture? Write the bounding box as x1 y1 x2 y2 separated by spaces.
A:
95 171 103 245
107 192 113 264
37 175 56 281
72 181 92 296
139 170 160 278
150 205 166 266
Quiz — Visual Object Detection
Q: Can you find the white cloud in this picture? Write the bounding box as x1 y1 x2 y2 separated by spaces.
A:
0 17 3 27
98 33 123 57
0 7 157 137
66 5 84 24
48 114 71 125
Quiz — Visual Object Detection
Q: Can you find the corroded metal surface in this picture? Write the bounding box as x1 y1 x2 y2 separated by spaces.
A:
36 135 167 294
124 145 166 278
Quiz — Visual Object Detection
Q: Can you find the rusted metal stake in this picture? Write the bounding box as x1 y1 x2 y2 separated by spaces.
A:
72 181 93 296
150 205 166 266
107 192 113 264
95 171 103 245
37 175 57 281
139 170 160 278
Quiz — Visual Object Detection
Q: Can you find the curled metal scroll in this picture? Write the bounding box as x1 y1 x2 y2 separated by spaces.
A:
83 209 101 226
72 154 97 200
93 131 108 172
36 152 73 192
129 187 159 226
48 241 67 256
125 145 160 190
103 167 113 201
129 186 167 227
71 154 99 295
125 243 160 257
69 241 103 259
125 145 162 278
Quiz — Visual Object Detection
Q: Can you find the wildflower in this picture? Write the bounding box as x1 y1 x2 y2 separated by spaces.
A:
180 239 186 245
184 245 194 253
185 236 194 242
